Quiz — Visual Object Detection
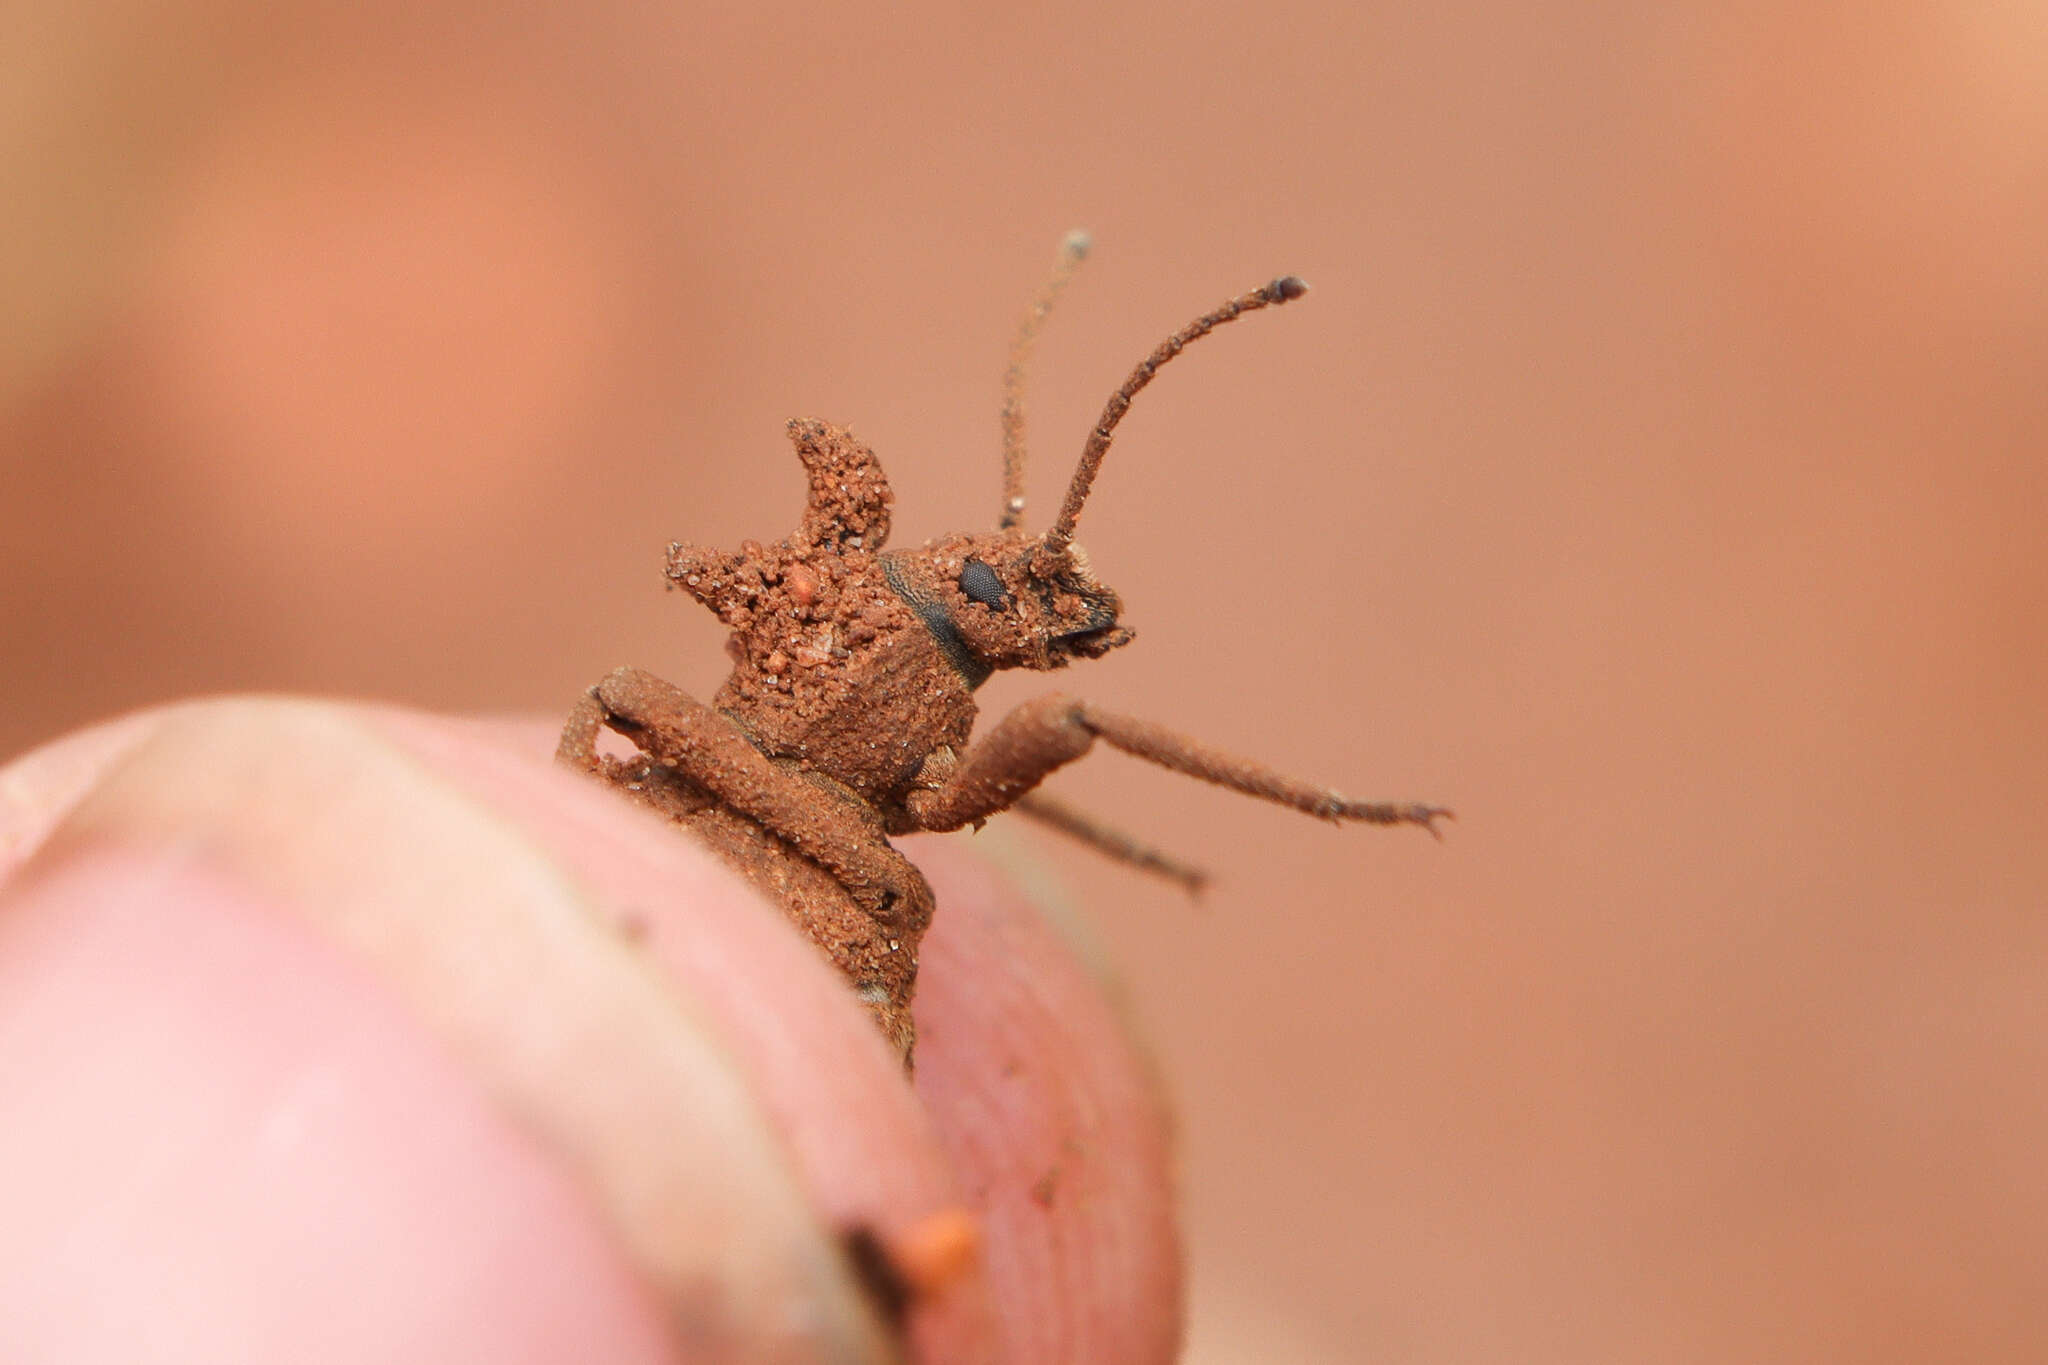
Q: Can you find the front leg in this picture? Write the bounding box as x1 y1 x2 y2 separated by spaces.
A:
561 667 929 929
904 693 1451 837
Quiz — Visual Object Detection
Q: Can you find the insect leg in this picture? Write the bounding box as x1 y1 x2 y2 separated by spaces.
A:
902 694 1097 832
906 694 1451 838
569 667 929 927
1013 792 1208 896
1075 705 1453 835
556 688 608 773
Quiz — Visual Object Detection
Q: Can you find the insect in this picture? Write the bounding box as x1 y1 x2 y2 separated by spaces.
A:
559 233 1449 1065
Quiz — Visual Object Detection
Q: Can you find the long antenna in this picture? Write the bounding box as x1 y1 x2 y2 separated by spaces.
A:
1039 275 1307 562
999 230 1092 531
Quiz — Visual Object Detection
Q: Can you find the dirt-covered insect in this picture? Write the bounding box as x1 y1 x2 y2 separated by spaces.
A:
559 233 1449 1064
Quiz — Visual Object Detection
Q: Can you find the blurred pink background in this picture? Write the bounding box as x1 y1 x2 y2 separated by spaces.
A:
4 2 2045 1359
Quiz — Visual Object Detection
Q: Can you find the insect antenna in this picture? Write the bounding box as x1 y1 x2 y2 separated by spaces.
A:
1039 274 1309 562
999 230 1093 531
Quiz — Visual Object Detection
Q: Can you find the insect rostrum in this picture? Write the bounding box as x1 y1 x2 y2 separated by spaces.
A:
559 235 1449 1066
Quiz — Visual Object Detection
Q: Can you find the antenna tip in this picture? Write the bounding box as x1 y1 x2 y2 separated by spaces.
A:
1061 229 1094 260
1272 275 1309 302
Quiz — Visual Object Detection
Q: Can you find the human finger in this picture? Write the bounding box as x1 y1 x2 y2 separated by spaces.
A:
1 701 1183 1362
0 700 901 1362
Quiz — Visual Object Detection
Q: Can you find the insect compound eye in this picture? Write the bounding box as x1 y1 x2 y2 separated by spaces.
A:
957 559 1010 611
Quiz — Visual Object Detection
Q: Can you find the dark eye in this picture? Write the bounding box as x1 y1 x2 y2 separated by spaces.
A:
958 559 1009 610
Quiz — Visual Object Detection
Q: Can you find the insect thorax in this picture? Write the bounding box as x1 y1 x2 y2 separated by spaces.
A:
696 542 977 807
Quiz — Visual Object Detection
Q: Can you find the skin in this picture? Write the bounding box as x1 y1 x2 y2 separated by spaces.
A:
0 699 1180 1364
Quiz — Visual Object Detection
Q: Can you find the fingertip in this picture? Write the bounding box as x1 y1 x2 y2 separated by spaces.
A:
4 704 1182 1361
5 701 903 1362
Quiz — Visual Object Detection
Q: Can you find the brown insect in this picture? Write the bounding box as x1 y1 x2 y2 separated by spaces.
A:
559 233 1449 1064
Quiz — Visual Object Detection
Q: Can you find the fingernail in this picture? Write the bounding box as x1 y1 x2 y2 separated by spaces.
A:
0 710 163 882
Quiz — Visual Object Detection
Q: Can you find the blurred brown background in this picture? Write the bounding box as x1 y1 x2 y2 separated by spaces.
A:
4 1 2045 1359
